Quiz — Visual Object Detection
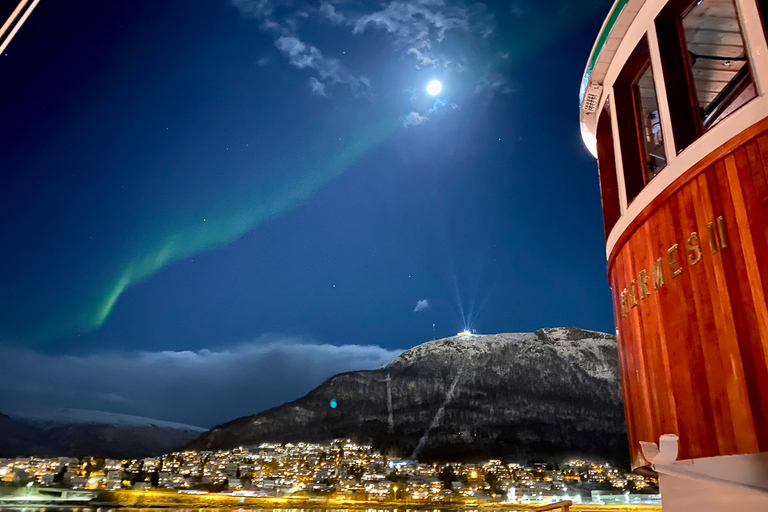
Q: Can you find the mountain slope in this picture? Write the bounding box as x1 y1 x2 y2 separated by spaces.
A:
4 409 206 458
0 412 46 457
188 328 628 464
13 408 206 431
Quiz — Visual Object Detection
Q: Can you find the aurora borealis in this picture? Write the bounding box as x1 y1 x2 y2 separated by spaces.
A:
1 0 615 425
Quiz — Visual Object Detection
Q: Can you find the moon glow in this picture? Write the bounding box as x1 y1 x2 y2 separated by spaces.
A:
426 80 442 96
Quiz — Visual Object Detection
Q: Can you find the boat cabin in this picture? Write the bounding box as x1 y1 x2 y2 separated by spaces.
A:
581 0 768 509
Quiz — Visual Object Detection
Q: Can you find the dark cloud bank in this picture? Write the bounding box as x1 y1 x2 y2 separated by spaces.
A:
0 336 402 428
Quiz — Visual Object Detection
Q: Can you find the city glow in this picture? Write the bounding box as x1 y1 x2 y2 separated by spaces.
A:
0 444 658 506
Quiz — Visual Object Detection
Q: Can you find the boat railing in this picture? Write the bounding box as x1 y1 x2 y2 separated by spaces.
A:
532 500 573 512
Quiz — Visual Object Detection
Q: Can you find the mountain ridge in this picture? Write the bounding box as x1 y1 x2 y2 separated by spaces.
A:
10 408 206 432
188 328 628 465
0 408 205 458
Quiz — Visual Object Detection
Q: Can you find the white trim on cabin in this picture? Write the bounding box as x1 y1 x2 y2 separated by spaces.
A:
583 0 768 259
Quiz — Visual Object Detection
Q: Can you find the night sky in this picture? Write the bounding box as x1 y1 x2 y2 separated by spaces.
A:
1 0 614 427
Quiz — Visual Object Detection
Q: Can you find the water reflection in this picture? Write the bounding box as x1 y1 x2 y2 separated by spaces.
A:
0 509 552 512
0 508 625 512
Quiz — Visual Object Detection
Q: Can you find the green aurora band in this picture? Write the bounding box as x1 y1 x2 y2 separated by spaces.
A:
88 117 396 332
10 1 612 343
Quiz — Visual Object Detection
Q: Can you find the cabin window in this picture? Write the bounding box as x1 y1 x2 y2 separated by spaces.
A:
636 65 667 179
596 102 621 239
614 37 667 204
656 0 756 150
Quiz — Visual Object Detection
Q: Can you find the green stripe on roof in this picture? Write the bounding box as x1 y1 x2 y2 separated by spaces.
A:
579 0 630 107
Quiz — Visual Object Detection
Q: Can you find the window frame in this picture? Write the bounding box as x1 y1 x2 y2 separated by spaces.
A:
614 36 666 205
596 100 622 240
598 0 768 255
746 0 768 94
655 0 758 149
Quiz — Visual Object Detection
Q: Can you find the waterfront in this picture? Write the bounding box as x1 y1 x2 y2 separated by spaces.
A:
2 442 657 505
0 488 662 510
0 506 662 512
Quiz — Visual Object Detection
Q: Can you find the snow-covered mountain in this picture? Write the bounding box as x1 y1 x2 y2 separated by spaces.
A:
12 408 206 431
188 328 628 464
1 409 205 458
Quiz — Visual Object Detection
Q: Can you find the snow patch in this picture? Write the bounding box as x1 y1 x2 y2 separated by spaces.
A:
387 329 618 381
538 328 618 380
387 332 532 368
11 408 206 432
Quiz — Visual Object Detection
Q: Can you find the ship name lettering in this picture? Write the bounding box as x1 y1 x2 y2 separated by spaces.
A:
618 216 727 318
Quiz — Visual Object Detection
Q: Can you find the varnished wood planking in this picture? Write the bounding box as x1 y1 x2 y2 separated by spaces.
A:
609 126 768 468
611 285 637 467
675 181 726 455
731 145 768 452
636 220 666 440
608 116 768 264
644 215 679 441
692 173 750 454
714 157 761 455
611 250 648 470
744 138 768 451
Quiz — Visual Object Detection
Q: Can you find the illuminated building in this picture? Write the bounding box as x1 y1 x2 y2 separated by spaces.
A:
580 0 768 509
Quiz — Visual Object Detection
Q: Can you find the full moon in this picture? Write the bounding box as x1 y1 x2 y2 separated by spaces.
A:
426 79 442 96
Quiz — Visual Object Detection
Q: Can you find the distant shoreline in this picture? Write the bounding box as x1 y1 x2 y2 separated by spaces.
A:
0 489 661 511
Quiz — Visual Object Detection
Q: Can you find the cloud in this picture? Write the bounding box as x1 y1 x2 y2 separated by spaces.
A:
353 0 494 68
232 0 493 81
0 336 403 428
308 77 327 96
273 35 370 95
96 393 128 403
232 1 370 97
275 36 316 67
413 299 430 312
231 0 273 18
401 111 429 127
229 0 499 123
473 73 512 95
354 1 471 43
400 98 455 127
510 0 531 17
319 2 345 25
407 43 442 68
231 0 277 30
428 97 458 114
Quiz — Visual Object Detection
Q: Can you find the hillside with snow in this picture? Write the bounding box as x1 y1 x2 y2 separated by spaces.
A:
1 409 205 458
11 408 206 431
188 328 627 464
